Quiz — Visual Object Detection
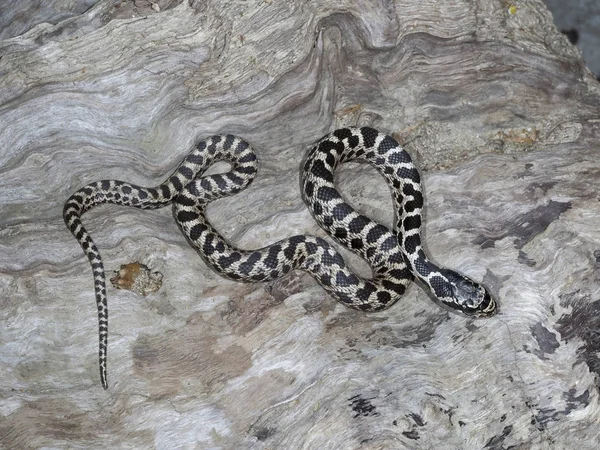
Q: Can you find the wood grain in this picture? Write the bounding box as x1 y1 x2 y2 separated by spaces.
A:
1 1 599 448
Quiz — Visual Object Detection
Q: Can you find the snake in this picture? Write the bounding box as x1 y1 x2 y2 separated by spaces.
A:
64 127 496 389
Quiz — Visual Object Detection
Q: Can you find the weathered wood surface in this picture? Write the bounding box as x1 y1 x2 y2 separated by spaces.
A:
1 0 599 448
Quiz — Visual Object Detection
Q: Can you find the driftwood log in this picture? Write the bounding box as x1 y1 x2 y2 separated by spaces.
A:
1 0 599 448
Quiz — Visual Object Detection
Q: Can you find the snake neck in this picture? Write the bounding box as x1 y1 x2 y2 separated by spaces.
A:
407 247 495 315
410 254 453 298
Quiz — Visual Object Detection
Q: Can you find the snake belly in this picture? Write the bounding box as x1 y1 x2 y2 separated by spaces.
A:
63 126 496 389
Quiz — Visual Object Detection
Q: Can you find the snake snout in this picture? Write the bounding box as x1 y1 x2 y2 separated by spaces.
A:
447 273 497 317
479 290 498 316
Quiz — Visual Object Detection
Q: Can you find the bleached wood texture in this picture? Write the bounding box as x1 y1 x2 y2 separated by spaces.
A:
1 0 599 448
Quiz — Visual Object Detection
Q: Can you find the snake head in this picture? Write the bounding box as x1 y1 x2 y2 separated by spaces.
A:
441 270 497 317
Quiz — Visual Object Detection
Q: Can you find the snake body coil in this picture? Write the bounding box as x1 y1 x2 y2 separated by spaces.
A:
64 127 496 389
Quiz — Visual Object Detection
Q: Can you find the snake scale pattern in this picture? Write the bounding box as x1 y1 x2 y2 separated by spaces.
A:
64 127 496 389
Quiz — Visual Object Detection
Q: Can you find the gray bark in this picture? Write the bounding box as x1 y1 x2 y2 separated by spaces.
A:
1 0 599 448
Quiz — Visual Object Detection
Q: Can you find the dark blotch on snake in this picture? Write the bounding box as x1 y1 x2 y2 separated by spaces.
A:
414 256 432 277
303 158 312 173
189 223 208 241
318 138 344 156
160 184 171 199
177 192 196 207
380 236 397 252
264 245 282 269
366 224 387 244
348 215 370 234
186 180 204 198
186 152 204 165
306 239 321 254
366 246 376 259
238 151 255 163
227 171 244 187
377 135 399 154
398 167 420 184
387 251 405 265
224 134 235 149
235 140 250 154
401 183 423 202
212 174 227 190
311 160 334 183
200 178 212 191
177 210 199 223
237 165 257 174
403 199 419 214
312 202 322 215
389 268 411 280
334 128 353 141
320 273 332 286
239 252 261 275
377 290 392 305
403 214 422 232
356 282 377 302
403 234 420 254
360 127 378 148
428 275 451 298
324 250 345 268
334 227 347 240
219 252 242 269
333 202 352 220
382 280 406 295
336 271 358 287
178 165 194 179
388 150 410 165
283 235 304 260
350 238 363 250
317 186 341 202
203 234 216 256
325 152 336 168
304 180 314 198
170 176 183 191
